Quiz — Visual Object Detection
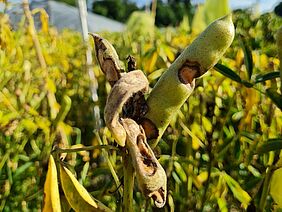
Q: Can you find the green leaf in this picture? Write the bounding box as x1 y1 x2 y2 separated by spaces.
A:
255 71 280 83
13 162 33 179
174 161 187 182
222 172 251 209
54 95 72 126
239 35 253 80
241 80 253 88
217 197 228 212
214 63 242 83
257 138 282 154
266 88 282 110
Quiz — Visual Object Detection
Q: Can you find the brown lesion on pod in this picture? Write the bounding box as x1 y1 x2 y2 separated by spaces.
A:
139 118 159 140
136 134 157 176
178 60 206 84
101 59 121 86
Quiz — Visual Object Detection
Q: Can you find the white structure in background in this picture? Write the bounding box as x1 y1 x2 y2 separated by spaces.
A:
49 1 124 32
6 0 125 32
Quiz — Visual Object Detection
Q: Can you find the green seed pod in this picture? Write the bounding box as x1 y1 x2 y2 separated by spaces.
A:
143 14 235 147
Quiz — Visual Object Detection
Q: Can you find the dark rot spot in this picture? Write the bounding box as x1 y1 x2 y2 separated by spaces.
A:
139 118 159 140
102 59 121 86
123 91 148 121
126 55 136 72
178 60 202 84
151 187 166 208
137 135 157 175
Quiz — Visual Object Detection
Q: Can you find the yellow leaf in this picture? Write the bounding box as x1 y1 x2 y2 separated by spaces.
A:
259 54 268 70
217 197 228 212
163 46 175 62
202 116 212 133
60 165 109 211
46 78 56 93
21 119 37 134
43 155 61 212
197 171 208 184
179 121 204 150
270 168 282 208
223 172 251 209
146 51 158 73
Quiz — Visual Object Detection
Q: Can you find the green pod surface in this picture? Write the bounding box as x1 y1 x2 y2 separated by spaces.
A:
143 14 235 147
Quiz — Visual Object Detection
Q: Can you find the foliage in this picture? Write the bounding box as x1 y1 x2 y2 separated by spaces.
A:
91 0 192 27
0 13 95 210
191 0 230 34
92 0 139 23
155 0 192 27
126 11 155 41
0 7 282 212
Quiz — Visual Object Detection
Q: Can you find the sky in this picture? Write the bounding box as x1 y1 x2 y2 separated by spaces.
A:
135 0 281 13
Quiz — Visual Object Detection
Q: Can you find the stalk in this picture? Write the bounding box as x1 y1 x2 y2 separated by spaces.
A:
276 26 282 94
122 154 135 212
259 166 274 211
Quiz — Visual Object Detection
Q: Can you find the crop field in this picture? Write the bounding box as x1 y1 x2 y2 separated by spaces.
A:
0 1 282 211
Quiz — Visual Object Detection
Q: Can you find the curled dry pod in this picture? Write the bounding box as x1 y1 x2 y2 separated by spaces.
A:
122 118 167 208
104 70 149 146
143 14 235 146
89 33 123 86
43 155 61 212
60 165 112 212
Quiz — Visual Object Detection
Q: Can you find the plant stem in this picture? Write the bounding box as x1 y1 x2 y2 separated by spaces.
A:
22 0 47 72
95 131 123 196
200 132 213 211
123 154 135 212
276 27 282 94
259 166 274 211
53 145 119 154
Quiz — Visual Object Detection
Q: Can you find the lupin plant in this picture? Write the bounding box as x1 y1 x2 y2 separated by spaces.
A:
89 14 235 210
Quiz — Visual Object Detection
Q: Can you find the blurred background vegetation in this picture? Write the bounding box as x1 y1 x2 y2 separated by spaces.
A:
0 0 282 211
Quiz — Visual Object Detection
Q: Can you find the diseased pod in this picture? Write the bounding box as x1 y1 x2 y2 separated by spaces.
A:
143 14 235 147
91 14 234 208
91 33 167 207
103 70 167 207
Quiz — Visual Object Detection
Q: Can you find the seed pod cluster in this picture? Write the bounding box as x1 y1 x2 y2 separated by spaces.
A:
92 15 235 207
